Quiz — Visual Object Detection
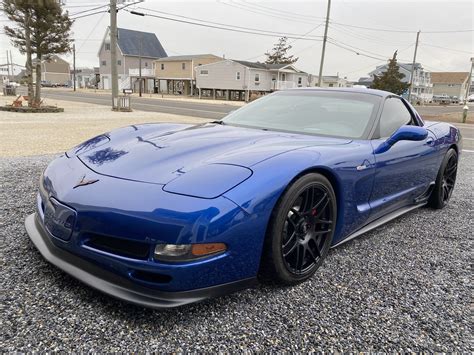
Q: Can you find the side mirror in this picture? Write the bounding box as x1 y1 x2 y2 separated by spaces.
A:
374 125 428 154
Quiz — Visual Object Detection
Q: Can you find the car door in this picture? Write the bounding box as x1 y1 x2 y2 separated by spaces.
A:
368 96 438 221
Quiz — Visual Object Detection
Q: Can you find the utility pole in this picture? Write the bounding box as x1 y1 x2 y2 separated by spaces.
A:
464 57 473 104
9 50 13 78
318 0 331 87
139 35 142 97
408 30 421 102
73 43 76 91
110 0 118 109
6 51 11 77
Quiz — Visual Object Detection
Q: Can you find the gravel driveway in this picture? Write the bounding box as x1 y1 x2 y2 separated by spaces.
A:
1 153 472 352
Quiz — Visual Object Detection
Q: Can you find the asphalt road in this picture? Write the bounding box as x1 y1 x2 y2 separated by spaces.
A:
416 104 470 116
38 88 235 120
1 152 472 352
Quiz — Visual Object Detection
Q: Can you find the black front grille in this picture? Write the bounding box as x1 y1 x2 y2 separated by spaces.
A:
84 234 150 260
131 270 172 284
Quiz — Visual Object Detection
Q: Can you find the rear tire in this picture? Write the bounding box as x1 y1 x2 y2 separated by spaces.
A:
259 173 337 285
428 148 458 209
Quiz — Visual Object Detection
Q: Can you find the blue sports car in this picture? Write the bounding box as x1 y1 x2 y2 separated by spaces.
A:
25 88 462 308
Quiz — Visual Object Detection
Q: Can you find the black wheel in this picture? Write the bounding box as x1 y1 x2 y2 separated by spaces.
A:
259 173 337 285
428 148 458 209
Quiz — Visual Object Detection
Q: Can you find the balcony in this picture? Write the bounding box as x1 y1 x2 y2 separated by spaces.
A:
129 68 154 77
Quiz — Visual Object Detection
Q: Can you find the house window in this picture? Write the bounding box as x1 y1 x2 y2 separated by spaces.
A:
145 62 148 67
329 83 334 87
101 60 106 66
271 74 276 81
117 60 121 65
254 73 260 82
161 63 164 70
182 63 186 70
297 77 302 85
105 43 110 51
281 73 286 81
236 71 241 80
200 70 209 76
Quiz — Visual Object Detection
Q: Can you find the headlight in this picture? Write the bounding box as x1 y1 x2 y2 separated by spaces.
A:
154 243 227 262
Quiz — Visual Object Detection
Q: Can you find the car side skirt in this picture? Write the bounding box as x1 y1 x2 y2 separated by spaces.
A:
331 202 426 248
25 213 257 309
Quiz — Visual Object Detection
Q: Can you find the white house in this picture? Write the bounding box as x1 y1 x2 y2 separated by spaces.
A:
309 75 351 88
195 59 309 101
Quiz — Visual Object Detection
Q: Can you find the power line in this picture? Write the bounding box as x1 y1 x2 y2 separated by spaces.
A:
76 11 107 53
330 20 473 34
71 9 108 20
327 39 386 61
419 42 473 54
217 0 317 25
69 4 109 17
133 8 324 41
239 0 325 21
329 23 411 47
328 37 413 62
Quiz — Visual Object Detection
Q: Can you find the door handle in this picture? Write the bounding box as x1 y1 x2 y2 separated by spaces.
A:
425 139 434 146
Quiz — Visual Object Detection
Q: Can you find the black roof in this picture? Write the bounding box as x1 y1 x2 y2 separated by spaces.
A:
117 28 167 58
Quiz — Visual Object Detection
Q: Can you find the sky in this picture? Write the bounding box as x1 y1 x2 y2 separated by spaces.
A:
1 0 473 81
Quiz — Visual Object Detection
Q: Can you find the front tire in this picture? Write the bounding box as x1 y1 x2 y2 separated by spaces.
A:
259 173 337 285
428 148 458 209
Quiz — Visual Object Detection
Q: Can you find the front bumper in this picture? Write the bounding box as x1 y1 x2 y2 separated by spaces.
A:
25 213 257 309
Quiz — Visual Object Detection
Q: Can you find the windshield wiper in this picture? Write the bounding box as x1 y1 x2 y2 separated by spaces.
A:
211 120 225 125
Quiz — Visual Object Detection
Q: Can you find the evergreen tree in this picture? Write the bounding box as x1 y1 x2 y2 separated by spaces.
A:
371 51 410 95
265 37 298 64
3 0 72 106
3 0 34 105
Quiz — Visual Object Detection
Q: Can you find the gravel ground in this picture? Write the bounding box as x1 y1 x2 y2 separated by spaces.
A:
1 153 472 352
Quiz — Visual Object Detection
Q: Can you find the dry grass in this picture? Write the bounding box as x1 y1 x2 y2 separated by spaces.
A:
0 97 210 157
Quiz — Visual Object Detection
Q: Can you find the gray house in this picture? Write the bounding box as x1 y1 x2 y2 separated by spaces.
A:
98 27 167 93
369 62 433 102
195 59 309 101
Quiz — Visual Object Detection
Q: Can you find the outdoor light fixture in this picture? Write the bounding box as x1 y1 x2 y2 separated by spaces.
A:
154 243 227 262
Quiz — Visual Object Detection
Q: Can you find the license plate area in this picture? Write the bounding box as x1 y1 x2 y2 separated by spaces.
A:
43 197 76 241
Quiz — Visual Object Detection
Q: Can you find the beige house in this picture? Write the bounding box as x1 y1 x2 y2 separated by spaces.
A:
431 72 470 100
154 54 222 95
33 55 70 86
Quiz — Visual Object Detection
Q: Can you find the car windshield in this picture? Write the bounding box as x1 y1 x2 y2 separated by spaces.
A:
222 90 381 139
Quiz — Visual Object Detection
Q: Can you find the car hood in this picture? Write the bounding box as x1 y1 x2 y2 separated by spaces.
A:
71 123 351 185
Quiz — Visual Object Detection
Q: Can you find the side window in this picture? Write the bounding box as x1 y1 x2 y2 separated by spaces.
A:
379 98 412 137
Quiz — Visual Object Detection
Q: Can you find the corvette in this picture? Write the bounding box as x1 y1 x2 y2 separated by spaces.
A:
25 88 462 308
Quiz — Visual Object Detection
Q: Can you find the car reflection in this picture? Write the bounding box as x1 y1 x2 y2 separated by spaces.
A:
86 147 128 166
